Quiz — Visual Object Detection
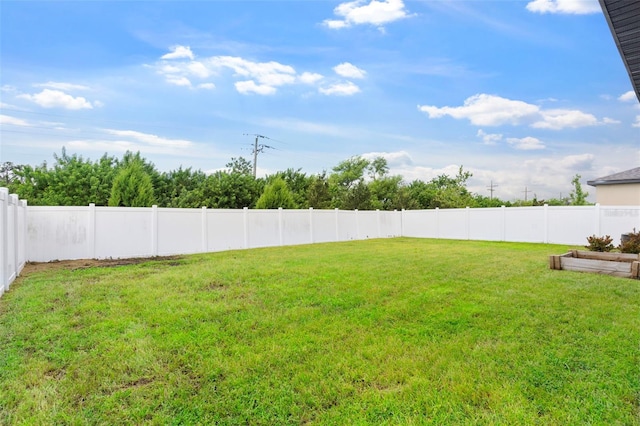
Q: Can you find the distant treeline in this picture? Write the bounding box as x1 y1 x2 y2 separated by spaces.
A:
0 148 588 209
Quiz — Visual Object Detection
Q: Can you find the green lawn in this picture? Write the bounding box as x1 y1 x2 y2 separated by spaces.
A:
1 238 639 425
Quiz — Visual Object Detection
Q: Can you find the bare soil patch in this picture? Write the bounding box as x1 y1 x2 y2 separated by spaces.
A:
21 256 182 276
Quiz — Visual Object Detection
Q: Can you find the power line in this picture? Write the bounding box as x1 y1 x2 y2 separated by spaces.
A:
243 133 275 178
487 180 498 199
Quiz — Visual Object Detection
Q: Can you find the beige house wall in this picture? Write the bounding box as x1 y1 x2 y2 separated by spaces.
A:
595 183 640 205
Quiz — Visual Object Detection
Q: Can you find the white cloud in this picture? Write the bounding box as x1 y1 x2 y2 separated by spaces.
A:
319 82 361 96
104 129 193 148
166 76 192 87
1 85 18 93
506 136 545 150
211 56 297 87
633 116 640 128
0 114 29 126
602 117 620 125
299 72 324 84
323 0 412 30
532 109 598 129
419 94 539 126
154 50 364 95
618 90 638 102
524 153 595 175
260 117 355 137
477 129 503 145
526 0 600 14
420 93 606 130
188 61 212 78
34 82 90 91
162 45 195 60
235 80 277 95
362 150 413 167
333 62 367 79
18 89 94 110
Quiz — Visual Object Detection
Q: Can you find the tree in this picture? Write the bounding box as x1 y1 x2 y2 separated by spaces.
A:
108 160 156 207
200 171 263 209
267 168 311 208
369 175 402 210
157 166 207 208
329 156 370 208
342 180 372 210
307 172 331 209
10 148 118 206
368 156 389 181
226 157 253 176
0 162 23 187
255 177 295 209
569 174 589 205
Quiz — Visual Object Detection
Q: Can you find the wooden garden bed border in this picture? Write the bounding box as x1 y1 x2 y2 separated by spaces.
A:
549 250 640 279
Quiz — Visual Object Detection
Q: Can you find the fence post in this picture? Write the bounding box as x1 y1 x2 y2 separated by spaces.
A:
465 206 470 240
243 207 249 249
309 207 314 244
0 188 8 295
543 204 549 244
151 205 158 256
401 209 405 237
335 208 340 241
278 207 284 246
435 207 440 239
20 199 27 272
377 209 381 238
201 206 208 253
355 209 359 240
11 194 19 282
594 203 601 237
88 203 96 259
501 205 506 241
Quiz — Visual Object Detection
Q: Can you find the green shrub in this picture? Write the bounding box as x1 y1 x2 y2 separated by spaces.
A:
619 231 640 254
585 235 614 252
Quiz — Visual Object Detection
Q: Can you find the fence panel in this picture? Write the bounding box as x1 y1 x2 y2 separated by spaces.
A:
547 206 595 245
379 211 402 237
600 206 640 246
94 207 153 258
27 206 91 262
337 211 358 241
157 208 203 256
247 210 280 249
504 207 545 243
282 209 312 246
468 207 503 241
206 210 245 252
20 202 640 264
438 208 468 240
356 211 380 239
0 190 26 297
402 210 437 238
308 209 336 244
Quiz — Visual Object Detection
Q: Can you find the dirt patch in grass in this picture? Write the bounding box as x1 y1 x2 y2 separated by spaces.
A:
21 256 183 275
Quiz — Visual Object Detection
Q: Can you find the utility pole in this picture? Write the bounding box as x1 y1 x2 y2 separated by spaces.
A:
487 180 498 200
244 134 274 178
523 186 531 202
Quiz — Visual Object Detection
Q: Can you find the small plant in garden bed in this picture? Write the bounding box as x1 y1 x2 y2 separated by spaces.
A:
585 234 614 252
619 230 640 254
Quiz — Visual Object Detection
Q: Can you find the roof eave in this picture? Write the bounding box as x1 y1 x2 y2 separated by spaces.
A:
599 0 640 103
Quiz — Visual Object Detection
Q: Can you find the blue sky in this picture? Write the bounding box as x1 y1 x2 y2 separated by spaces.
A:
1 0 638 201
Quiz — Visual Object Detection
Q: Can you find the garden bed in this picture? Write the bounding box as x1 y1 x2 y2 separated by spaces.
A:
549 250 640 279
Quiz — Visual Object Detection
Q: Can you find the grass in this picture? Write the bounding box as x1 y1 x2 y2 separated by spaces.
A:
1 238 639 425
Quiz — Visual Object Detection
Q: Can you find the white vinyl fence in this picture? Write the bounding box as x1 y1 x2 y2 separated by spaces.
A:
0 189 27 298
23 203 640 263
